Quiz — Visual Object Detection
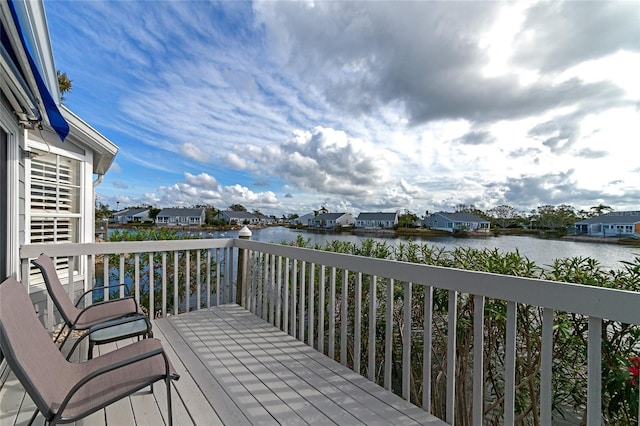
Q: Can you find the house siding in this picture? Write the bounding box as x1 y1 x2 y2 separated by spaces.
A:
424 212 490 233
221 211 259 225
575 211 640 237
355 213 398 229
156 208 206 226
311 213 355 229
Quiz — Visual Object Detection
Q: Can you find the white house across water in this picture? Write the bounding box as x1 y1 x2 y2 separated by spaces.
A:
423 211 491 233
575 211 640 238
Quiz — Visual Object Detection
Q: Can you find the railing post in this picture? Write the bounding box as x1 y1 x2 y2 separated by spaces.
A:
236 226 252 306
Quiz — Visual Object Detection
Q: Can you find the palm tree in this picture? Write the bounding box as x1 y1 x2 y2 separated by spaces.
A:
590 204 613 217
57 71 72 100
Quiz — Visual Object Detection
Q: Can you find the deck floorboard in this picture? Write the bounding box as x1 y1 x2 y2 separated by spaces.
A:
1 304 447 425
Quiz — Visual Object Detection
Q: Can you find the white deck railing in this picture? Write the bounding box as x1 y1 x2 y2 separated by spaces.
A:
20 238 640 426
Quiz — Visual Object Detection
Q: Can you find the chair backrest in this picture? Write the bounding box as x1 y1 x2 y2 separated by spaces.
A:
31 253 80 325
0 277 70 419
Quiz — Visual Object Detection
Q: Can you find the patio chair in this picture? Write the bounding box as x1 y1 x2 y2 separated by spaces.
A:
0 276 179 425
31 253 151 351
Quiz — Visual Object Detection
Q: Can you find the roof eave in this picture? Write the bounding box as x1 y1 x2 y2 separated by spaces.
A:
61 105 118 175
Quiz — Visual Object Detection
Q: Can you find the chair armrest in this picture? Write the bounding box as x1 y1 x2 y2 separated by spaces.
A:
65 315 151 361
70 297 140 330
76 284 129 307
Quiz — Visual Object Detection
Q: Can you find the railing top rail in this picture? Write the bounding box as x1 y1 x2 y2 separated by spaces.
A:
20 238 235 259
235 239 640 325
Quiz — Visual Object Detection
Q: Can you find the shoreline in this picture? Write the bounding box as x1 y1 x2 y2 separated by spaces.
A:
104 223 640 247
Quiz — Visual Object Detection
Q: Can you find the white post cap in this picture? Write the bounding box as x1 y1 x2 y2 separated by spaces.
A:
238 226 252 239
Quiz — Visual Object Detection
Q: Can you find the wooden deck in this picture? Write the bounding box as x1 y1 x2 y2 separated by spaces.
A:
1 304 446 425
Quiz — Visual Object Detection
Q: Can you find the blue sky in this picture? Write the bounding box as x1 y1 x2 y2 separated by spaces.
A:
45 1 639 216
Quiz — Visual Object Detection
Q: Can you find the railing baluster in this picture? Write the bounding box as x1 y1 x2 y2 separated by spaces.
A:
423 285 433 413
299 261 306 343
276 256 282 329
473 294 485 425
384 278 393 391
308 263 315 348
291 259 298 339
283 257 290 334
354 272 362 374
246 251 253 312
185 250 191 313
540 307 553 424
245 251 251 311
206 250 211 309
446 290 458 424
173 251 179 315
329 267 336 359
227 247 234 303
254 251 260 314
85 254 95 308
67 255 74 302
340 269 348 366
318 265 326 353
215 248 220 307
263 253 269 321
505 301 517 425
134 253 140 307
46 264 54 332
148 252 155 319
103 254 109 301
256 252 263 318
119 254 125 298
161 252 167 317
587 316 602 426
368 275 377 382
196 250 201 310
402 281 412 400
270 254 276 324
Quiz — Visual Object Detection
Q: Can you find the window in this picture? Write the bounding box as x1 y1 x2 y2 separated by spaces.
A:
29 153 82 280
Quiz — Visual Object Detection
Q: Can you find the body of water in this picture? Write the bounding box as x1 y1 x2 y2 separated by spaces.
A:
199 226 639 271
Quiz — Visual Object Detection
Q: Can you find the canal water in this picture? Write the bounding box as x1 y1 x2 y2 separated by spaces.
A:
198 226 639 271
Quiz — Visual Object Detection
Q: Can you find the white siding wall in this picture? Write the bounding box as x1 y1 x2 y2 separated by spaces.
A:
0 103 21 278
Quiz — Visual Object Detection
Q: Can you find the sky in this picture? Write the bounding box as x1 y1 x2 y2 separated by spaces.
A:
45 0 640 217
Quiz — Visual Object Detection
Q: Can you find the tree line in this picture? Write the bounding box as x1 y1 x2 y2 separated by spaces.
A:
436 203 615 231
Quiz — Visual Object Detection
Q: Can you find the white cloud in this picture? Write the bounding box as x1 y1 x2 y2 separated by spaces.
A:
184 172 220 189
179 142 210 162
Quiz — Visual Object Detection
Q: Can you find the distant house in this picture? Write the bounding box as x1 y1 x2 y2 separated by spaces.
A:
220 211 259 225
310 213 355 229
424 212 491 233
291 213 315 226
156 208 205 226
255 213 277 225
111 208 150 224
355 212 399 229
575 211 640 237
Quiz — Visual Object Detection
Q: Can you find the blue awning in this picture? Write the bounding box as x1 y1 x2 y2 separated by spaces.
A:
7 0 69 141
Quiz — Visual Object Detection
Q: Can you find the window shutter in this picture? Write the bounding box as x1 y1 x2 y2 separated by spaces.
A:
29 154 81 281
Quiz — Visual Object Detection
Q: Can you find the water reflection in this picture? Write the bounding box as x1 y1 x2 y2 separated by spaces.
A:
207 226 638 271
